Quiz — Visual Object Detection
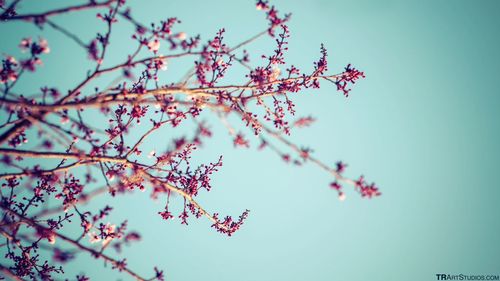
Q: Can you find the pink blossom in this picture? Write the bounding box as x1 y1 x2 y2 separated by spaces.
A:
148 39 161 52
88 231 101 244
176 32 187 40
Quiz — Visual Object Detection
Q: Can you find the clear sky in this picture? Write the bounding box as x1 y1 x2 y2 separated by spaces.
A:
1 0 499 280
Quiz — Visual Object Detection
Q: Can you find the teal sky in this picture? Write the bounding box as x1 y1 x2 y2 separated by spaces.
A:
1 0 499 280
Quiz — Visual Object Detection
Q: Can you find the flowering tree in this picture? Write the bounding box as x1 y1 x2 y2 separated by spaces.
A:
0 0 380 280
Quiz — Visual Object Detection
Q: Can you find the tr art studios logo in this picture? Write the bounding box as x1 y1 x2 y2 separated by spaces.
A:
436 274 500 281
